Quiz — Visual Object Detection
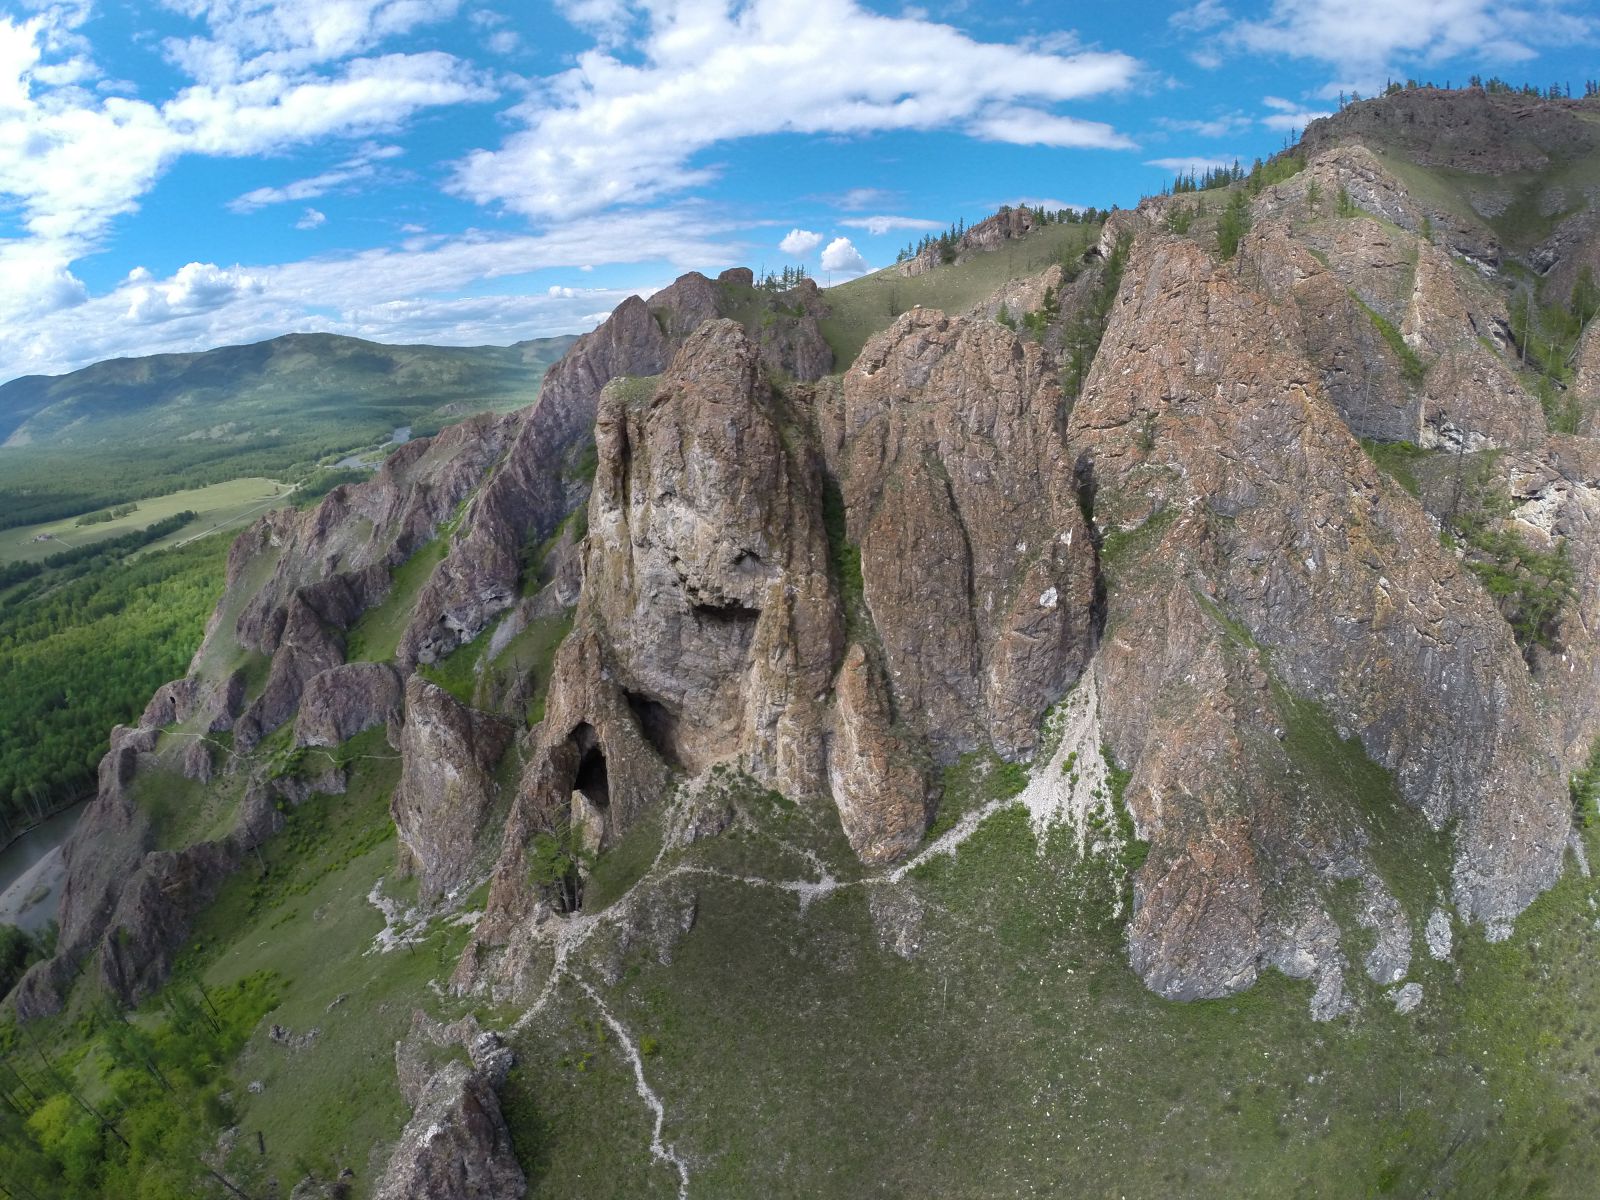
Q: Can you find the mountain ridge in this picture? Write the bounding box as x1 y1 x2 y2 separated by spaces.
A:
7 88 1600 1198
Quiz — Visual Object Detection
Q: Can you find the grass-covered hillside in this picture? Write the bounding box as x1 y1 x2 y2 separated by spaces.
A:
0 331 575 529
5 705 1597 1198
818 219 1100 366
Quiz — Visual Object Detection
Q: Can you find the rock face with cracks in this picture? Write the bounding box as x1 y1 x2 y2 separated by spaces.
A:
375 1014 525 1200
19 90 1600 1042
1068 234 1569 999
393 677 516 901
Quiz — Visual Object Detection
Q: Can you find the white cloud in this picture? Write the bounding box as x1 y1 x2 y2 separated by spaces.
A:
831 187 894 211
839 215 943 236
1156 111 1252 138
1009 197 1085 214
0 4 491 348
1144 155 1240 173
778 228 823 256
1227 0 1595 80
967 106 1136 150
0 207 740 378
1258 95 1332 131
820 236 868 275
160 0 467 84
1170 0 1231 32
125 261 263 323
452 0 1140 220
295 206 326 228
230 142 403 210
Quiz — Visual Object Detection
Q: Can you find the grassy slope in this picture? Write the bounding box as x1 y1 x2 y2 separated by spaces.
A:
505 771 1600 1199
1363 122 1600 254
819 223 1099 367
186 737 485 1193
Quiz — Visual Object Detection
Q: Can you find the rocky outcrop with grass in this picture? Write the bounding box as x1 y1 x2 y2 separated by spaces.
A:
15 94 1600 1200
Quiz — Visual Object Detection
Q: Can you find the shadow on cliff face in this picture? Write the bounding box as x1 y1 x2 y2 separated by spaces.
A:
571 724 611 813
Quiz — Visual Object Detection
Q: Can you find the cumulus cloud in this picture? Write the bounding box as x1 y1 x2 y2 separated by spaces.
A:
125 261 263 323
839 215 943 236
779 228 823 256
452 0 1140 220
820 236 868 275
1212 0 1594 83
295 206 326 228
0 207 739 378
0 2 491 345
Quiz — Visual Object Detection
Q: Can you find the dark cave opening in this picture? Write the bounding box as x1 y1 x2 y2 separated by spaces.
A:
575 745 610 811
625 690 684 769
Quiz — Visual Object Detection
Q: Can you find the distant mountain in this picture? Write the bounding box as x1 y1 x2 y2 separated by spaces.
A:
0 331 577 450
0 331 578 527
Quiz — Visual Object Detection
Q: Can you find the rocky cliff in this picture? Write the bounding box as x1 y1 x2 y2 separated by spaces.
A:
14 87 1600 1198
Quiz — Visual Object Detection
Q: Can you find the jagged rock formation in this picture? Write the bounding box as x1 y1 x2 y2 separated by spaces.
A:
294 662 405 748
832 308 1097 761
899 206 1038 277
376 1013 525 1200
12 267 838 1015
17 91 1600 1055
393 678 515 900
1069 233 1567 999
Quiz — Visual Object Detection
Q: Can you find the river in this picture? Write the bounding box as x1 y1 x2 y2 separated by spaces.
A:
334 425 412 470
0 800 86 934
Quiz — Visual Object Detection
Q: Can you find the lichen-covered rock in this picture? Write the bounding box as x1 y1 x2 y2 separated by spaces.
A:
579 320 841 792
140 678 197 728
1070 236 1570 997
98 841 237 1006
899 206 1036 277
838 308 1097 760
398 271 833 671
226 417 509 662
376 1016 525 1200
1299 87 1600 178
294 662 404 748
1494 440 1600 764
392 678 515 900
181 739 213 783
829 644 928 863
233 593 348 753
1577 321 1600 438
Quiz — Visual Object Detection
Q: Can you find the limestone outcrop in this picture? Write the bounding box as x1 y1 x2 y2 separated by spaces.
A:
376 1014 525 1200
392 677 516 900
1069 235 1569 996
834 308 1097 761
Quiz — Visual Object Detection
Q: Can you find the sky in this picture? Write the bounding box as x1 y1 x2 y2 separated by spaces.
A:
0 0 1595 382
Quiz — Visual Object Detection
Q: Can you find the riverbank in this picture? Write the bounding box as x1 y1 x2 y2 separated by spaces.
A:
0 800 86 934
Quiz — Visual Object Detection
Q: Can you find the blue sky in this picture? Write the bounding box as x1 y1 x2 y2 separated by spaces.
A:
0 0 1595 381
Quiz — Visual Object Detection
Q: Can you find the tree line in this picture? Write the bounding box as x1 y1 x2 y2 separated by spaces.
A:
894 204 1110 267
0 511 198 593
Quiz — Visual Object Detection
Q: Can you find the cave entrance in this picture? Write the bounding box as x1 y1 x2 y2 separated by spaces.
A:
571 722 611 811
625 690 684 769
